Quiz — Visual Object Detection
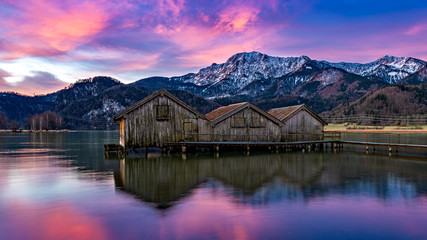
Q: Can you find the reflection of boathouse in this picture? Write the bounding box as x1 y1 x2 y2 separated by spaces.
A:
115 153 326 208
114 152 427 209
113 89 327 149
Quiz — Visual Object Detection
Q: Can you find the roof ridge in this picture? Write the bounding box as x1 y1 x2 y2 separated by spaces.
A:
269 104 304 110
268 104 327 125
205 102 248 121
113 89 207 121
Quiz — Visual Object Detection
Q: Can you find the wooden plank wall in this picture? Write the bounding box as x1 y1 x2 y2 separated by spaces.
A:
212 108 281 142
123 95 210 148
281 110 324 140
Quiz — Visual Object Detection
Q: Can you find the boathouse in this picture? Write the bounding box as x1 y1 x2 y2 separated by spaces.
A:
268 104 327 140
206 102 283 142
113 89 210 148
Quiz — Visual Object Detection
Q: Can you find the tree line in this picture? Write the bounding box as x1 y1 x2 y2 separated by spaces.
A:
0 111 63 131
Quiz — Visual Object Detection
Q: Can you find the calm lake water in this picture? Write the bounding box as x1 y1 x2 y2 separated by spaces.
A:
0 131 427 240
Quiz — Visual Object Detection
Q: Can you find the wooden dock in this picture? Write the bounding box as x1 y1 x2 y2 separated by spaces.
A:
165 140 336 147
164 140 342 153
106 131 427 156
340 140 427 152
163 139 427 154
104 144 125 157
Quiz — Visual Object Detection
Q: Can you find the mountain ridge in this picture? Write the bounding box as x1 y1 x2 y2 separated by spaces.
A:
1 51 427 129
135 51 426 98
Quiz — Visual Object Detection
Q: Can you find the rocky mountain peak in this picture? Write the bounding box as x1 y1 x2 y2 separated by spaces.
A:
378 55 404 63
135 52 427 99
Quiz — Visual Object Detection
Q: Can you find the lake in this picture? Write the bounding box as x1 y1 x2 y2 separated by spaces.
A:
0 131 426 240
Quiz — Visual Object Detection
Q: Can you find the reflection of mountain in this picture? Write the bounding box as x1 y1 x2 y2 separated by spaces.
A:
115 152 427 209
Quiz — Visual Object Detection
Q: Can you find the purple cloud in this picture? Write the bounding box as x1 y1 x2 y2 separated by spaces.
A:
0 0 426 95
0 71 68 95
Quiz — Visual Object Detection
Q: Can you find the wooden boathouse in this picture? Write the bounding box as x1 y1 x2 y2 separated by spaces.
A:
268 104 327 140
112 89 330 152
107 90 427 156
113 89 211 149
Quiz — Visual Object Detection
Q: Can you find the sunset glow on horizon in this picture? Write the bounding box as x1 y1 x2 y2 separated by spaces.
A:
0 0 426 95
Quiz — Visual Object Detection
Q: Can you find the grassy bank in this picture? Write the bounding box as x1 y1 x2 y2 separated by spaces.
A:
325 123 427 132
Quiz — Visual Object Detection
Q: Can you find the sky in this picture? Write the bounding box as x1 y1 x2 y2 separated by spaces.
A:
0 0 426 95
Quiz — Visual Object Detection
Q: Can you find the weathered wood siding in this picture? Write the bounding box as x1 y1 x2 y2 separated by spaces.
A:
212 108 281 142
281 110 324 140
122 95 210 148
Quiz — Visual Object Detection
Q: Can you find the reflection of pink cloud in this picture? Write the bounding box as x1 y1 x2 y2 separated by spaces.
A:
4 200 109 240
160 188 267 239
1 0 110 59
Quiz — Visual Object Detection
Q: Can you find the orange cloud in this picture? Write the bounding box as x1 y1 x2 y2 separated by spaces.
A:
217 6 260 33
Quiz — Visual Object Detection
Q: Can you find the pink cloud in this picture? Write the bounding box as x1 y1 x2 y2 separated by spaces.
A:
0 0 111 59
158 0 185 17
147 1 291 68
0 71 68 95
405 24 427 35
216 6 260 33
0 69 11 84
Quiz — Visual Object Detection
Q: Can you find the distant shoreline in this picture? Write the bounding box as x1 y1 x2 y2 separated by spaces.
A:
1 129 426 134
0 129 70 133
324 129 427 133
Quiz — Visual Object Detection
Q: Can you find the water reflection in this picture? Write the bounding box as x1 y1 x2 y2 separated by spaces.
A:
2 131 427 239
0 131 120 175
116 152 427 209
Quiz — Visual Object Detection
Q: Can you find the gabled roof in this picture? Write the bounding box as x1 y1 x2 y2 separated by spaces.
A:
206 102 283 126
268 104 327 125
205 102 246 121
113 89 207 121
268 105 303 121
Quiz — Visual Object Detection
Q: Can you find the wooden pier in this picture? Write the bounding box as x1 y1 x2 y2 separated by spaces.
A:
106 131 427 156
164 138 343 153
163 139 427 154
340 140 427 153
104 144 125 157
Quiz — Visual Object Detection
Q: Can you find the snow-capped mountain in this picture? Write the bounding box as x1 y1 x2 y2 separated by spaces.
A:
326 55 426 84
399 65 427 85
2 51 426 129
136 52 426 98
188 52 311 86
166 52 323 97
